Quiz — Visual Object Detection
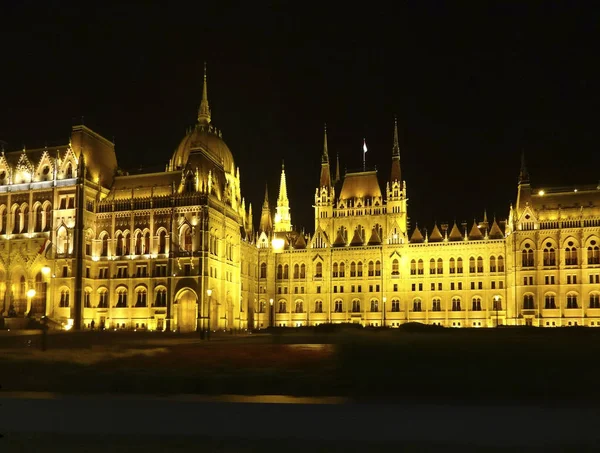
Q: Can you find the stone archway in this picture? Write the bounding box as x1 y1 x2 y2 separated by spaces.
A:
175 288 198 333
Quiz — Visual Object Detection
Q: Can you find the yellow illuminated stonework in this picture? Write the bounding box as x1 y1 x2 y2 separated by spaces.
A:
1 72 600 332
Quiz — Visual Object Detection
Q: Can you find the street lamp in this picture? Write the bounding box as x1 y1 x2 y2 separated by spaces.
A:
269 298 274 327
26 288 36 315
494 295 500 328
41 266 51 276
382 296 387 327
206 289 212 341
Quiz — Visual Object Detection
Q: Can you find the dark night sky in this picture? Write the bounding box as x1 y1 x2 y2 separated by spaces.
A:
1 2 599 233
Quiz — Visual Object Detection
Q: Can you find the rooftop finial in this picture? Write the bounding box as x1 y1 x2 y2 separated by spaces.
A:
322 123 329 163
197 62 211 125
392 115 400 157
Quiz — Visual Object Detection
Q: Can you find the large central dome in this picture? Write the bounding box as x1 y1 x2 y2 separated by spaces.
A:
169 66 235 175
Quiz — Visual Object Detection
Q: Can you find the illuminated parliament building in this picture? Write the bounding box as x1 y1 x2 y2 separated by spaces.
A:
1 71 600 332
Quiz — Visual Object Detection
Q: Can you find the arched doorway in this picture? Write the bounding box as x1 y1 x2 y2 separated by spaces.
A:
176 289 197 333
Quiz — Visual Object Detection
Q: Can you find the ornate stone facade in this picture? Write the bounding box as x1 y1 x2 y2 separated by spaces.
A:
2 73 599 331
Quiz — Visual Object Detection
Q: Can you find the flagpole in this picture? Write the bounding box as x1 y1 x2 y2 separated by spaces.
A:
363 138 366 171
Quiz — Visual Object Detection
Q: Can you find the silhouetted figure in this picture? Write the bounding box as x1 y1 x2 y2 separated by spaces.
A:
90 319 95 330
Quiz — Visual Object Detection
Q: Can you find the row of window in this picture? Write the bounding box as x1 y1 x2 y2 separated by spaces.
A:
522 242 600 267
411 281 505 291
410 256 505 275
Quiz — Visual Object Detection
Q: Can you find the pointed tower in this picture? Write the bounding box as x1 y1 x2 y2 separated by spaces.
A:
259 184 273 234
197 62 211 125
386 116 408 242
516 151 532 219
335 153 340 184
274 162 292 232
314 125 335 235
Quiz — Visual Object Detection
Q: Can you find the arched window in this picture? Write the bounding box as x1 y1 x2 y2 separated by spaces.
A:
368 261 374 277
22 205 29 232
588 240 600 264
59 289 70 307
418 259 424 275
469 257 476 273
338 262 344 278
497 255 505 272
587 240 600 265
98 288 109 308
158 230 167 254
565 241 577 265
432 298 441 311
392 259 399 276
375 260 381 276
116 287 128 308
115 232 124 256
34 204 42 232
295 300 303 313
294 264 300 279
521 244 534 267
332 262 338 278
258 301 266 313
430 258 436 275
544 294 556 309
123 232 130 255
492 297 502 311
477 256 483 273
334 299 343 312
456 257 463 274
101 233 109 257
135 288 147 307
278 300 287 313
357 261 363 277
437 258 443 274
260 262 267 279
413 299 422 312
283 264 289 279
472 297 482 311
350 261 356 277
449 258 456 274
0 205 6 234
391 299 400 312
370 299 379 312
185 173 195 192
43 204 52 231
135 232 142 255
65 163 73 178
523 294 534 309
410 259 416 275
84 288 92 308
452 298 461 311
315 262 323 278
589 293 600 309
12 205 20 233
543 243 556 266
489 256 496 272
143 231 150 254
181 226 192 253
352 299 361 313
314 300 323 313
566 294 578 309
154 288 167 307
276 264 283 280
57 226 68 254
300 264 306 278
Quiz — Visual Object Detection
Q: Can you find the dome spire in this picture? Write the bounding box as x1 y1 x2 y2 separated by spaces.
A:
320 124 332 188
390 116 401 183
198 62 211 125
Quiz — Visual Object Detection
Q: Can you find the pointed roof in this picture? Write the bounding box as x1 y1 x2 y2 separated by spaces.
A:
259 184 272 234
390 116 401 182
468 220 484 240
368 227 382 245
333 230 346 247
294 233 307 249
488 218 504 239
335 153 340 184
277 162 288 202
320 125 331 188
519 151 529 184
197 62 211 125
410 225 424 243
429 223 443 242
349 228 364 246
448 222 463 241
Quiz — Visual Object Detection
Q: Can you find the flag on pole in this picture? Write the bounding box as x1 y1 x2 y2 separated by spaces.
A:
363 139 367 153
38 238 51 256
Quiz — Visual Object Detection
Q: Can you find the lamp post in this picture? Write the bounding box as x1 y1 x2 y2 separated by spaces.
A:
269 298 274 327
494 295 500 328
382 296 387 328
206 289 212 341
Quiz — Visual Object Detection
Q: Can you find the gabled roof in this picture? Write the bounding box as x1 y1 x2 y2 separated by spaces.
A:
448 222 463 241
339 171 382 200
349 228 364 246
429 224 443 242
368 227 382 245
410 226 424 243
333 230 346 247
294 233 307 249
468 220 484 240
488 219 504 239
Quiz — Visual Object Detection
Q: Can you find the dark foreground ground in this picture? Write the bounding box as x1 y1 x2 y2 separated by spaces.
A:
2 326 600 404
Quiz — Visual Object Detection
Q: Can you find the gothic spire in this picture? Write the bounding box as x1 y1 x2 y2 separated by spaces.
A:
335 152 340 183
390 116 401 183
320 125 332 188
197 62 211 125
259 184 273 234
519 151 529 184
275 162 292 232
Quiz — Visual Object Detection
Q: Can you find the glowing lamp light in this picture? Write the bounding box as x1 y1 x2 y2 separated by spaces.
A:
41 266 51 276
206 289 212 297
538 190 545 196
64 319 74 331
272 237 285 250
269 298 274 306
26 289 36 298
